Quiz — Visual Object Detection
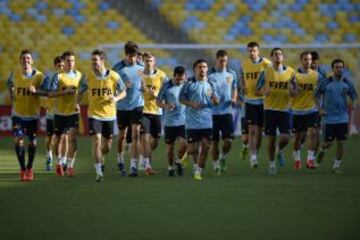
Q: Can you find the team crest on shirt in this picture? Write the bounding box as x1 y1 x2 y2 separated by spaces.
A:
226 76 233 84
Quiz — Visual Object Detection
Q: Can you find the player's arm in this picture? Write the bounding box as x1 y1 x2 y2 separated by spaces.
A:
156 83 174 110
47 73 75 98
344 79 358 109
255 71 266 96
76 75 88 105
208 80 219 105
111 76 127 102
6 72 14 102
238 66 245 95
231 72 238 104
289 74 298 97
179 83 202 109
27 74 51 97
314 79 326 115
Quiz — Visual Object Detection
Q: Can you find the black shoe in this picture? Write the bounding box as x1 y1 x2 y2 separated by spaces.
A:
168 169 175 177
175 162 183 176
129 167 138 177
101 164 105 173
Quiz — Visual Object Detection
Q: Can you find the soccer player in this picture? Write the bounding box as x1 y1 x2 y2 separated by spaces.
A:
256 48 296 175
113 41 145 177
43 56 65 171
291 51 321 170
179 59 219 180
208 50 237 174
315 59 357 174
156 66 187 176
140 52 168 175
77 49 126 182
7 49 46 181
310 51 327 80
50 50 83 177
240 42 272 168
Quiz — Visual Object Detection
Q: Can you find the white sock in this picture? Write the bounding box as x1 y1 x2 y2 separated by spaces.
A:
196 166 203 173
213 160 220 169
117 152 125 164
175 158 180 164
130 158 138 169
60 156 67 165
168 165 174 170
276 146 281 154
143 157 150 168
94 163 102 175
219 152 226 160
242 144 248 149
47 150 52 159
307 150 315 160
293 150 301 161
67 158 75 168
251 154 257 161
333 159 342 168
269 161 276 167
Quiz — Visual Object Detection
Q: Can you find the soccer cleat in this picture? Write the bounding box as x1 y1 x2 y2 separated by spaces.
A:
194 171 202 180
45 157 52 171
129 167 138 177
306 160 315 169
276 152 286 167
67 167 75 177
241 147 248 161
26 169 34 181
180 152 189 167
294 160 302 170
268 164 277 175
56 164 64 176
214 167 221 175
250 159 258 169
118 162 126 176
175 162 184 176
316 150 325 166
20 170 27 182
145 167 155 176
220 158 227 173
168 169 175 177
101 164 105 173
96 174 104 182
62 163 67 173
332 167 344 174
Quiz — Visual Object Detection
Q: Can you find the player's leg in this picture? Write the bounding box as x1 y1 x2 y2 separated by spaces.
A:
186 129 199 172
305 113 318 169
292 114 305 169
211 115 220 173
129 107 143 177
332 123 348 174
275 111 290 167
165 130 176 176
194 130 212 180
25 119 38 181
176 135 186 176
12 117 27 181
316 123 335 166
92 133 104 182
241 117 249 162
116 110 129 175
265 110 277 175
219 114 234 172
45 118 54 171
53 115 67 176
100 120 114 173
66 114 79 177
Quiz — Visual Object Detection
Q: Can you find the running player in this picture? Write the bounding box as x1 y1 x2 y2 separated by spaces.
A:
208 50 237 174
240 42 272 168
315 59 357 174
50 50 83 177
113 41 144 177
256 48 296 175
140 52 168 175
77 49 126 182
179 59 219 180
156 66 187 176
291 51 321 170
7 49 46 181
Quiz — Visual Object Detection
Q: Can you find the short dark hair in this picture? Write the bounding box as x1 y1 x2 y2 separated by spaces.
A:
142 52 154 59
247 41 260 48
311 51 320 61
173 66 186 76
62 50 75 59
192 59 208 70
216 49 227 59
300 51 312 60
331 59 345 69
270 47 283 56
124 41 139 56
53 55 64 66
19 49 32 59
92 49 107 60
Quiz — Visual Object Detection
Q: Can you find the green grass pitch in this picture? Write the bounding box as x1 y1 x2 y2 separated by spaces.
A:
1 136 360 240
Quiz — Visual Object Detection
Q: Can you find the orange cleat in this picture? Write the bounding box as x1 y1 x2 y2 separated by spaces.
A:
306 159 315 169
67 167 75 177
56 164 64 176
145 167 155 176
294 160 301 170
20 170 27 182
26 169 34 181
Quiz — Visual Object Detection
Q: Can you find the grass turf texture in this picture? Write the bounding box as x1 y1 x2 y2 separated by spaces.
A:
1 136 360 240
